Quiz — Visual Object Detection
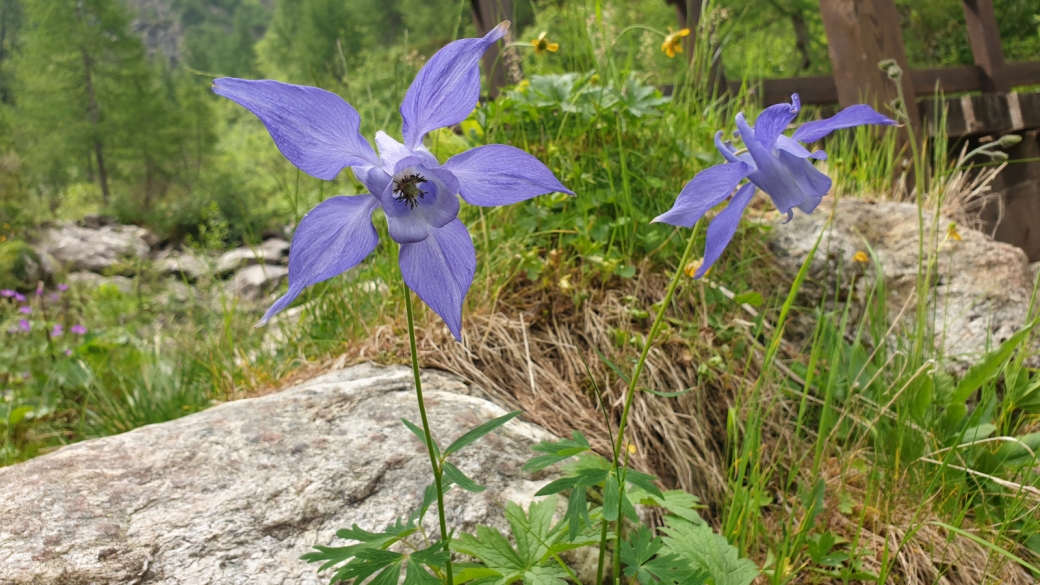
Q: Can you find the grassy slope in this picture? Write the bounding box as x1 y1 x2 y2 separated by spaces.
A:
3 0 1040 582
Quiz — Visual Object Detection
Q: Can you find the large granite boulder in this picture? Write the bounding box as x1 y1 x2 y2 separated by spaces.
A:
228 264 289 302
769 199 1035 366
33 223 154 274
0 364 557 585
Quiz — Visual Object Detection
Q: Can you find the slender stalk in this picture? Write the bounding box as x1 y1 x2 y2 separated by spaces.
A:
608 221 701 582
404 287 454 585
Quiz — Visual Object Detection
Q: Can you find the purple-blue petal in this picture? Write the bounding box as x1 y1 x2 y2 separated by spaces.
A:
400 22 509 150
651 161 751 228
257 195 380 325
399 218 476 341
444 144 573 207
375 131 416 172
353 165 392 197
752 94 801 150
213 78 379 180
737 113 810 215
695 182 757 279
774 135 826 160
790 104 897 144
777 149 832 201
714 131 743 164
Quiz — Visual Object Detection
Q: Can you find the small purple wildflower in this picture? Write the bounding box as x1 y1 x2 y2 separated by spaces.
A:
653 94 896 277
35 285 43 296
214 22 572 340
13 293 25 302
52 324 63 336
49 293 59 301
18 320 30 332
58 284 68 292
18 306 31 314
71 324 87 335
64 349 73 356
21 372 29 379
0 289 13 297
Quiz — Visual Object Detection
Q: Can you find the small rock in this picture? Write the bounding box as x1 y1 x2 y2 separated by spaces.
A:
214 240 289 276
1031 261 1039 283
33 223 153 274
0 363 559 585
158 250 210 282
228 264 289 301
67 271 135 294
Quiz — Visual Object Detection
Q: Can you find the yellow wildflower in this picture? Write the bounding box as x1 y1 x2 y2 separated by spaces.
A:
684 259 708 278
947 223 962 241
530 31 559 55
853 250 869 263
661 28 690 58
627 443 637 455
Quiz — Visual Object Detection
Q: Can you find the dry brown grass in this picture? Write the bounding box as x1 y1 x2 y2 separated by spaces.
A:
294 255 1032 584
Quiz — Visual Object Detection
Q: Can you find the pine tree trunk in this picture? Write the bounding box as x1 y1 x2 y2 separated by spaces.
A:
81 47 109 205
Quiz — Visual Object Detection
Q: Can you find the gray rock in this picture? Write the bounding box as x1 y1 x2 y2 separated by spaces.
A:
215 239 289 276
769 199 1035 367
1031 262 1039 283
157 250 211 282
67 271 135 294
228 264 289 302
34 223 153 274
0 363 558 585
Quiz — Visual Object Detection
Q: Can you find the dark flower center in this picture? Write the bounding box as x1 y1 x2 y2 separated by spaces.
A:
536 40 547 51
393 173 427 209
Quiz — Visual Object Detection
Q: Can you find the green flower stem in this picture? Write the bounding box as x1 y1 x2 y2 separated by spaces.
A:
610 220 701 583
404 286 454 585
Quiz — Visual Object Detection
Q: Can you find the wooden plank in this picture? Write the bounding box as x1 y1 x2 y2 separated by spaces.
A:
1006 61 1040 89
816 0 920 133
729 75 837 106
961 0 1009 93
911 66 981 95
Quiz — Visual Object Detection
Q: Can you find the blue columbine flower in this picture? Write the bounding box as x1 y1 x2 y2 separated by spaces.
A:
214 22 572 340
653 94 896 278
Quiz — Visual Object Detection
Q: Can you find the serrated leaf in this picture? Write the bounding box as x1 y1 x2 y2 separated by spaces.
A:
331 548 404 585
524 432 591 472
643 553 709 585
443 462 486 493
446 410 522 456
455 525 527 575
401 417 442 460
523 565 568 585
454 566 504 585
662 518 759 585
621 525 665 585
566 484 591 539
404 558 442 585
506 498 557 566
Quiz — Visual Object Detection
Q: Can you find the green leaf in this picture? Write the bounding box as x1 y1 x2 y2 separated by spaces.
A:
445 410 522 456
595 347 631 383
401 417 441 460
505 498 558 566
621 525 665 585
662 518 759 585
443 462 486 493
404 557 442 585
732 291 763 307
524 431 591 472
951 322 1036 404
534 476 579 497
643 554 709 585
523 565 569 585
603 470 621 522
623 469 663 499
642 386 693 398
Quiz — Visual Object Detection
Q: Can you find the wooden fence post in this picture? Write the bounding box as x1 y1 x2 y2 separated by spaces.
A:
470 0 522 98
961 0 1009 93
667 0 727 94
817 0 920 136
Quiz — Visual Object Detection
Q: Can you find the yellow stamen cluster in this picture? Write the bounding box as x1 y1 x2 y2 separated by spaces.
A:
530 31 559 55
661 28 690 58
684 259 708 278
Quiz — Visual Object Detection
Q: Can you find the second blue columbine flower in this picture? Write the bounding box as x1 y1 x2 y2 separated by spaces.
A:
214 22 573 340
653 95 896 278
